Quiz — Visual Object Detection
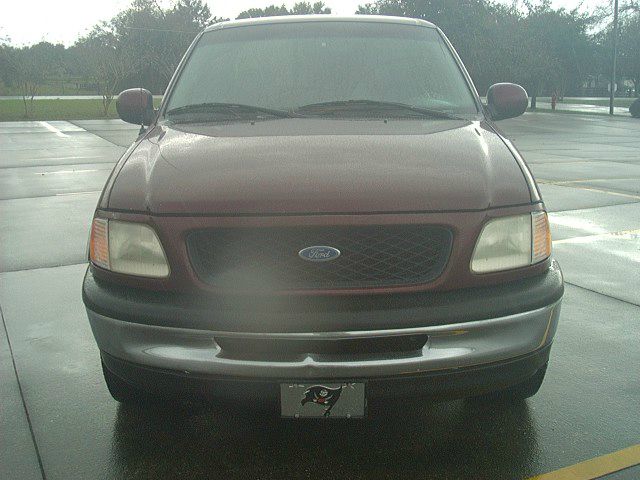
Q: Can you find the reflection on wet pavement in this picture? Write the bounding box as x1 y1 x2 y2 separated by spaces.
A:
110 398 538 479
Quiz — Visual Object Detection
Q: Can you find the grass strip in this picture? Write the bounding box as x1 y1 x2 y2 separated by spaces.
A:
0 98 163 122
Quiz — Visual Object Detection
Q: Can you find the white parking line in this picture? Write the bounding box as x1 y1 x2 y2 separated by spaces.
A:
54 191 101 196
543 178 640 184
539 179 640 200
38 121 69 138
34 169 100 175
553 229 640 244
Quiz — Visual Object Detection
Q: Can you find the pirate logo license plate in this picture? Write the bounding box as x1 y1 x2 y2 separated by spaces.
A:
280 383 366 418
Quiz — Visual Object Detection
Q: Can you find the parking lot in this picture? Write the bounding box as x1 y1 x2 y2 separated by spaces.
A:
1 113 639 479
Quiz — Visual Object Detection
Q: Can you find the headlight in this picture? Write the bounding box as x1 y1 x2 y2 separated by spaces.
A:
471 212 551 274
89 218 170 278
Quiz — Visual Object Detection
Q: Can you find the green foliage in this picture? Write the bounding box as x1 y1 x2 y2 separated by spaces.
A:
590 1 640 96
355 4 380 14
0 0 229 118
72 0 223 98
0 98 119 121
237 5 290 18
354 0 597 98
517 2 593 97
1 0 636 122
0 42 68 116
65 0 333 101
617 8 640 95
237 2 331 19
291 2 332 14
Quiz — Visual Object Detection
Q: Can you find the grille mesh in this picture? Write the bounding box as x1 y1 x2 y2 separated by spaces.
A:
187 225 452 290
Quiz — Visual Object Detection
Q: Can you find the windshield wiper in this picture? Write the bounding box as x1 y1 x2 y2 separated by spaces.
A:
294 100 466 120
165 102 296 120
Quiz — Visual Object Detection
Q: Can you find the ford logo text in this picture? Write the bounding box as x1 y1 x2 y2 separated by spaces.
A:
298 246 341 262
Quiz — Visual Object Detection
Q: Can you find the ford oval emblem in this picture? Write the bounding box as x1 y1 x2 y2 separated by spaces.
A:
298 246 341 262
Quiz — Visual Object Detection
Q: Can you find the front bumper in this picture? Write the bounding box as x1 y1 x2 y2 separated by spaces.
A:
84 261 563 393
89 300 560 380
101 344 552 402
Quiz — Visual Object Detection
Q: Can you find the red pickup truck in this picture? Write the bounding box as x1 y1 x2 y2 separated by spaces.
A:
83 15 563 418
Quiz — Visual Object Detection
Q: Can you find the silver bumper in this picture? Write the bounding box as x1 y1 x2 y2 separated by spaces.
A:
87 300 561 380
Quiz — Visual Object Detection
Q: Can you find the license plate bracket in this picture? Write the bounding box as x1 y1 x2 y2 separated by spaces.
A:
280 382 366 418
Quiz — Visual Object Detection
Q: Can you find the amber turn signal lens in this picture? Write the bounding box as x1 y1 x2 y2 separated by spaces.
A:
89 218 110 269
532 211 552 264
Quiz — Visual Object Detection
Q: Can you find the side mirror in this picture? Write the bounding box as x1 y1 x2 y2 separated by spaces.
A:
486 83 528 121
116 88 155 126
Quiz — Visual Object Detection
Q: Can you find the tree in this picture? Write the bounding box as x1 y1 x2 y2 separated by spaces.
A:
72 0 224 101
592 0 640 97
0 0 614 104
356 4 380 14
618 10 640 95
291 2 332 14
237 2 330 19
353 0 523 93
516 2 593 105
74 25 141 116
0 45 15 88
237 5 290 18
160 0 218 85
355 0 595 98
0 42 63 117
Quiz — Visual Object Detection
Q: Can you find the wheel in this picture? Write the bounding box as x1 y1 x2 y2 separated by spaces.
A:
101 360 145 404
470 363 548 403
630 98 640 118
500 362 547 400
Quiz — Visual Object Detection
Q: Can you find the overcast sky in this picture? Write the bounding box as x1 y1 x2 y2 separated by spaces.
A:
1 0 606 46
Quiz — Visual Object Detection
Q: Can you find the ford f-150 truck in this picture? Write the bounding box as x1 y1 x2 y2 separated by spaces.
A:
83 15 563 418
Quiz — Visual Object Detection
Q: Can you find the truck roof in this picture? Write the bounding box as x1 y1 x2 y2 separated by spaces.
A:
204 15 436 33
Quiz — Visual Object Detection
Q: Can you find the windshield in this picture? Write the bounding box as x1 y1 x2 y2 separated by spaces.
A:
164 21 479 120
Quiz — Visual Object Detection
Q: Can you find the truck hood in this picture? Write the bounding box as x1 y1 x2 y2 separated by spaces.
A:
107 118 531 215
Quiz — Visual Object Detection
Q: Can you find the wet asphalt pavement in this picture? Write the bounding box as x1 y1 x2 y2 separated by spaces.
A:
1 114 639 480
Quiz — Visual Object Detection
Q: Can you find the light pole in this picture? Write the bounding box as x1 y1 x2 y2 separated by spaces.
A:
609 0 619 115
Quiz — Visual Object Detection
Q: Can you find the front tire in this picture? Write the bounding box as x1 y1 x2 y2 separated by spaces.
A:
471 363 548 403
630 98 640 118
102 360 145 404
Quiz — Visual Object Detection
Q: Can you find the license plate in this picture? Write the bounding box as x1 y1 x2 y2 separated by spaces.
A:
281 383 366 418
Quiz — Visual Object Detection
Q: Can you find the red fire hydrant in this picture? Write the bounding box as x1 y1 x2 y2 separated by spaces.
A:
551 93 557 111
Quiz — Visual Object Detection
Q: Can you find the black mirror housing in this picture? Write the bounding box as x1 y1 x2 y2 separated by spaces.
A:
116 88 155 126
486 83 529 121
